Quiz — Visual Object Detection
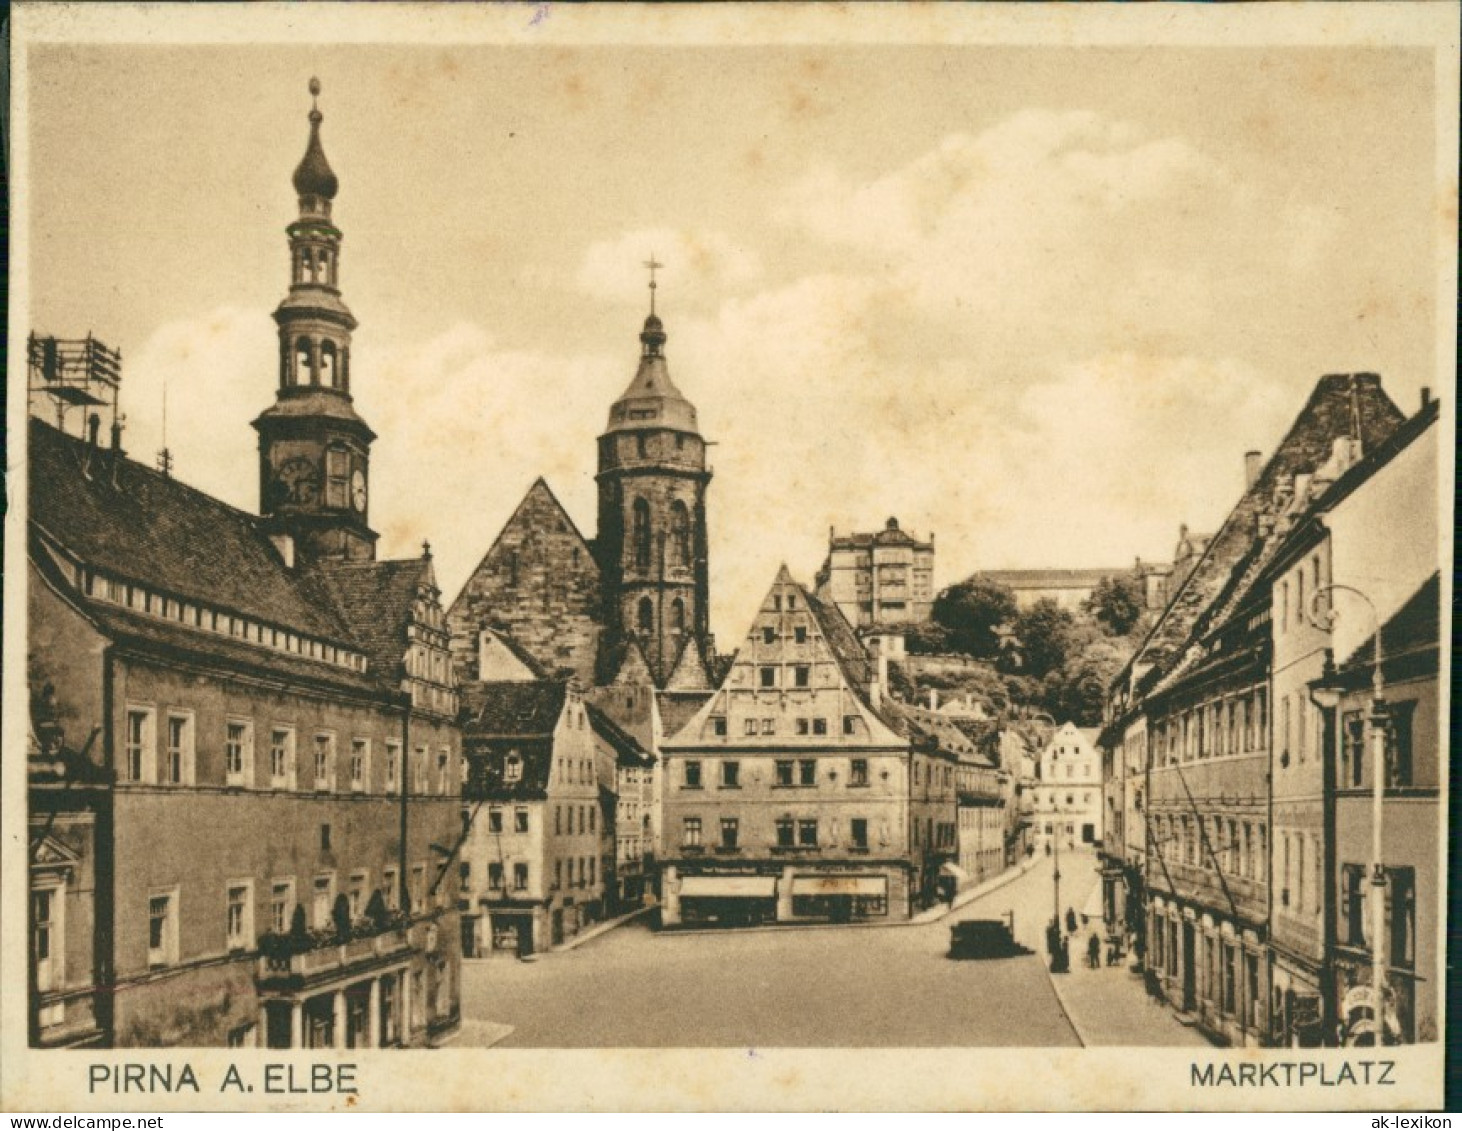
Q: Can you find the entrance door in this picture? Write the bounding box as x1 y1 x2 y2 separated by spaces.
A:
1181 922 1196 1011
265 1002 293 1049
551 908 565 946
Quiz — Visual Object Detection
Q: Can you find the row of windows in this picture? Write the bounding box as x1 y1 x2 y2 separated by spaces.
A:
122 706 455 795
85 572 366 673
132 863 437 970
1032 790 1096 809
1152 812 1268 883
708 715 859 737
1339 703 1416 788
1151 687 1268 767
1276 551 1327 636
1041 761 1093 780
759 625 810 645
1338 864 1415 966
681 816 882 852
681 758 874 790
479 857 600 892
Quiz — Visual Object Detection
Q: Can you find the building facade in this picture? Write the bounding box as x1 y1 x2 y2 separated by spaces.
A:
1030 723 1103 851
659 567 937 927
814 517 935 628
26 84 463 1051
460 680 604 955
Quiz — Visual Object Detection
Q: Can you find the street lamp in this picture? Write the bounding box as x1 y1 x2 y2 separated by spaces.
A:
1308 583 1391 1045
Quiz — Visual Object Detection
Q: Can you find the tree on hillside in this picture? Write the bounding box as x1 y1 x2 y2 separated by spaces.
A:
1084 574 1146 637
931 578 1018 658
902 619 954 655
1012 598 1076 680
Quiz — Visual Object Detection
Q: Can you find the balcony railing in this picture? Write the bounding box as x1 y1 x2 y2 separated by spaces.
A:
257 925 412 982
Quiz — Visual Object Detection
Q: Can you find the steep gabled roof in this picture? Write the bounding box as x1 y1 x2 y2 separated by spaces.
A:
314 556 432 686
664 634 712 691
805 587 874 694
29 418 350 642
461 680 569 738
586 703 655 767
447 477 597 615
1134 373 1404 693
1337 573 1440 674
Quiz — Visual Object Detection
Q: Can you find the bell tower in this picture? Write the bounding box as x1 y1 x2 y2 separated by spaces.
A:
595 264 713 686
253 78 377 562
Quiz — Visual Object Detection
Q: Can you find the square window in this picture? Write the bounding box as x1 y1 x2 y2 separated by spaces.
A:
761 718 776 735
488 863 504 891
775 818 794 847
843 715 858 736
684 761 703 789
759 666 777 689
762 627 776 644
794 626 807 644
775 760 794 787
513 863 529 891
720 818 739 849
488 808 504 833
721 761 740 788
850 759 869 786
148 890 178 966
743 718 758 736
797 819 818 847
125 707 154 783
799 760 816 787
794 666 810 688
796 718 810 736
515 808 529 833
683 817 702 847
712 717 727 736
813 718 828 736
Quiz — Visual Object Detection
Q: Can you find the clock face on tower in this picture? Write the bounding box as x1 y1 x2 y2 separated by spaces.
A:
275 456 318 505
351 469 367 512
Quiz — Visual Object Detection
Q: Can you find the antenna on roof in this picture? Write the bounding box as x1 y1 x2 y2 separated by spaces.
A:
156 377 173 477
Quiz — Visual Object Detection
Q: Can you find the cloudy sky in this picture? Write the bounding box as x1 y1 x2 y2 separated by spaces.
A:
22 37 1442 642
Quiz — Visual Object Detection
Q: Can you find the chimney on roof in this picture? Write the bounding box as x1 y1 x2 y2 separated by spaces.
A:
1244 450 1263 488
929 688 939 711
1421 386 1431 410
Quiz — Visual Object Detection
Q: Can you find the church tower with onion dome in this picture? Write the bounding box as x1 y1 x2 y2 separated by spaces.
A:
253 78 378 562
595 268 714 687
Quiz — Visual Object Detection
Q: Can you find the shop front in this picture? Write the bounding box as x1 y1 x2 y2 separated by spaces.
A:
676 875 778 927
789 874 888 922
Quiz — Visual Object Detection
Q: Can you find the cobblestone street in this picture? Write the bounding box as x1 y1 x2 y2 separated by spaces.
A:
461 850 1201 1047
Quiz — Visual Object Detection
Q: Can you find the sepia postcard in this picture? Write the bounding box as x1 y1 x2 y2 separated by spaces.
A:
3 1 1456 1114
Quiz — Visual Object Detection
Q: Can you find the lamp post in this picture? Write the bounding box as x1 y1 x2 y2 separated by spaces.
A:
1309 583 1389 1045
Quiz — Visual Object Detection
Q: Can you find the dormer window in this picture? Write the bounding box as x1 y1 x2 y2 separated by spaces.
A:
504 751 523 783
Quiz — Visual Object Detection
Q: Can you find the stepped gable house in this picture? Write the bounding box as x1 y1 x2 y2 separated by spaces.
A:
26 81 462 1049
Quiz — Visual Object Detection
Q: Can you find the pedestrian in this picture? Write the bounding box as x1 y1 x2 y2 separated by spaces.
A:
1106 938 1120 966
1065 907 1077 934
1087 932 1101 969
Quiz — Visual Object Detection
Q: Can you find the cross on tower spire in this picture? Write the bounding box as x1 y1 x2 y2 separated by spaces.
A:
643 255 663 316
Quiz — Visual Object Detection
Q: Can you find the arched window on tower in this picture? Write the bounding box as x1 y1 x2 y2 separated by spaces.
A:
296 338 315 385
670 501 691 567
632 498 651 570
281 340 294 388
319 251 332 287
670 598 685 637
320 342 337 389
340 347 350 392
325 446 350 508
637 597 654 634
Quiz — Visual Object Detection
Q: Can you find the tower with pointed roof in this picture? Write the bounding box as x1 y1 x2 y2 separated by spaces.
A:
595 277 713 687
254 78 377 562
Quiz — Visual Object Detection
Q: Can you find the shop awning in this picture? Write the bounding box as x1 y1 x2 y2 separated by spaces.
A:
790 875 887 897
678 875 777 898
940 862 970 881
